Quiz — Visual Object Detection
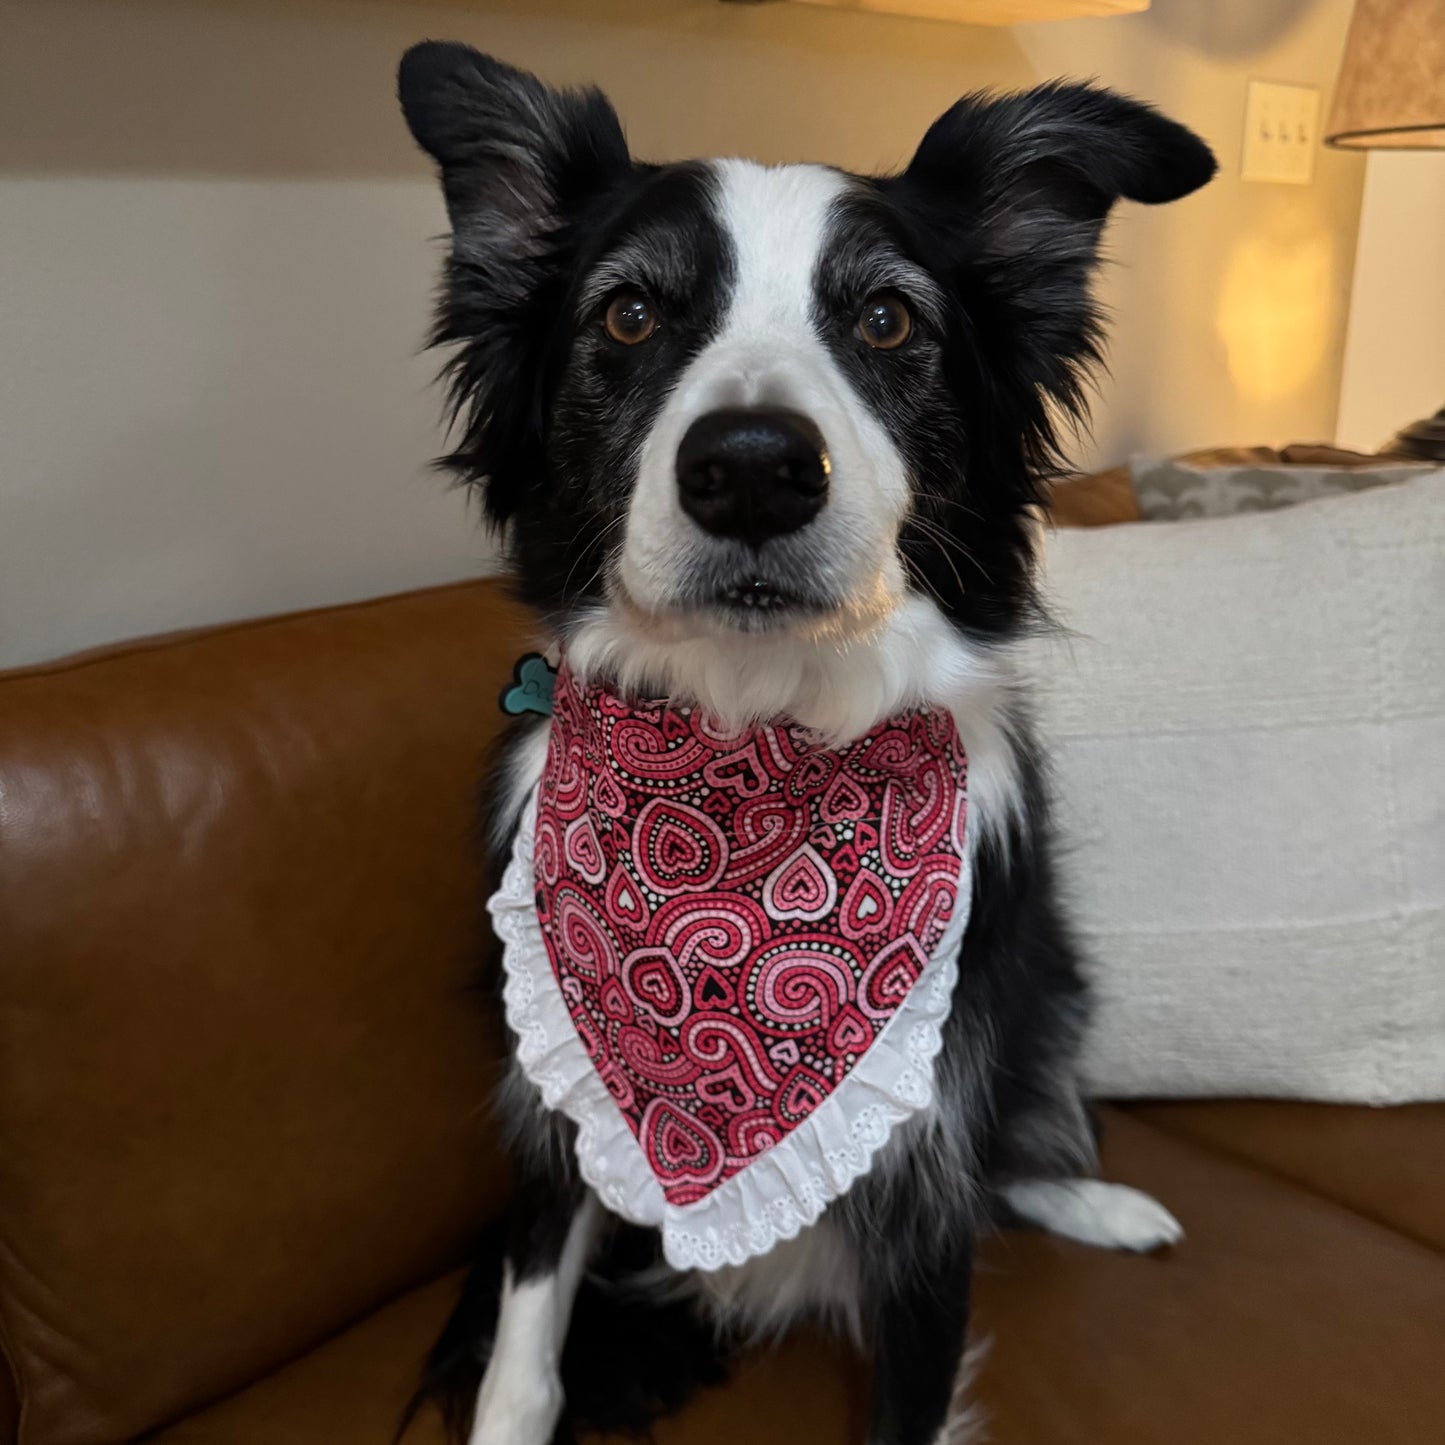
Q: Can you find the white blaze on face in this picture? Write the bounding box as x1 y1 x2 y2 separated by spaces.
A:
616 159 911 628
573 159 1021 786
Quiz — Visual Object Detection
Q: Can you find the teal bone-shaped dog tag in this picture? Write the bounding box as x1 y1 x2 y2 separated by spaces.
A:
500 652 557 718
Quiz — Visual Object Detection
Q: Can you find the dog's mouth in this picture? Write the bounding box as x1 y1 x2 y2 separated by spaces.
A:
700 569 839 631
612 520 897 640
611 562 840 638
714 576 812 615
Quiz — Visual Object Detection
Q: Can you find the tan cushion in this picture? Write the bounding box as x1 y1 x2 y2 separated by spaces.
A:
974 1108 1445 1443
1131 1100 1445 1254
1048 468 1140 527
141 1107 1445 1445
143 1271 867 1445
0 582 533 1445
139 1273 464 1445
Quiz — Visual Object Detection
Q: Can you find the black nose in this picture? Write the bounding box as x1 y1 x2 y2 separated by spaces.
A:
675 409 829 547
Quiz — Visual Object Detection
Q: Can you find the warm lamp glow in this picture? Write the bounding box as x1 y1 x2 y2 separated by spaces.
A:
1325 0 1445 149
1216 230 1334 405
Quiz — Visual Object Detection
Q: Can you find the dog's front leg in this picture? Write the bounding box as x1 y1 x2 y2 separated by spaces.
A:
865 1231 975 1445
468 1175 600 1445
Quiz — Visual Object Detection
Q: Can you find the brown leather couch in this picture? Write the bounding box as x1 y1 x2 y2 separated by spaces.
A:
3 570 1442 1445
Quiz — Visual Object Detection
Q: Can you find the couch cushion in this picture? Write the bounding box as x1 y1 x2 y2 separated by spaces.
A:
141 1271 867 1445
140 1107 1444 1445
0 582 533 1445
1031 473 1445 1102
137 1273 463 1445
1130 1100 1445 1253
1047 468 1141 527
973 1109 1445 1444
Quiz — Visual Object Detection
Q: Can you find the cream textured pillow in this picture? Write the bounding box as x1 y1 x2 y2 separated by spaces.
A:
1028 472 1445 1102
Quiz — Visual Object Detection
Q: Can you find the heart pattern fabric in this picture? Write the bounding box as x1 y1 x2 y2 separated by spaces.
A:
534 665 969 1207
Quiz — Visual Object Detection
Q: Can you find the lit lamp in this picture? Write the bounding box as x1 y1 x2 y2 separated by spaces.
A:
1325 0 1445 459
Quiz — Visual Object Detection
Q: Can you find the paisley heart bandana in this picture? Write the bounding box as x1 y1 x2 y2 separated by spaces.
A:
490 664 971 1269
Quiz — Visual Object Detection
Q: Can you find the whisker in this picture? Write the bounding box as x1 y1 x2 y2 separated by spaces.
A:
924 494 986 526
559 512 628 599
907 514 992 594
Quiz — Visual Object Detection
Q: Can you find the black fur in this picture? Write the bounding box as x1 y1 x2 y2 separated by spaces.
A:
396 42 1213 1445
817 86 1214 641
399 42 736 629
400 1216 730 1445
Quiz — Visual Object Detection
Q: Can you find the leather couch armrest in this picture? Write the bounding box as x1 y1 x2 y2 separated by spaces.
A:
0 579 531 1444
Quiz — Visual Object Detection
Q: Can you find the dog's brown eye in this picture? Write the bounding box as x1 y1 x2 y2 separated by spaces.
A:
603 290 658 345
857 293 912 351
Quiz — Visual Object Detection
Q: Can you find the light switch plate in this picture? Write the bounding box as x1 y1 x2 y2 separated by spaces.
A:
1242 80 1320 185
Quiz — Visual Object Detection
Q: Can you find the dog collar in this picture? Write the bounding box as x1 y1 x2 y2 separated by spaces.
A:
490 663 971 1269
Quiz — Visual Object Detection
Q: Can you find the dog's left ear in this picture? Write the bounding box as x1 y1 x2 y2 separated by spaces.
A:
903 81 1216 257
397 41 630 246
398 43 633 526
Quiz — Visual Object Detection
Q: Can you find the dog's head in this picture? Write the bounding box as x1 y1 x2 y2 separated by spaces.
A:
399 44 1213 719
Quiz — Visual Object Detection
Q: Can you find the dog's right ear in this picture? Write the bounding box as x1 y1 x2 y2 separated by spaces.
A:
397 41 630 248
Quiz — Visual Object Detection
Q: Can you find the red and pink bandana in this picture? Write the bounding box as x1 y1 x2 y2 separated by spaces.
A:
528 665 969 1214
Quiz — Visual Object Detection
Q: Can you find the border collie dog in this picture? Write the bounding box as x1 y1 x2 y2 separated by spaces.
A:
397 42 1214 1445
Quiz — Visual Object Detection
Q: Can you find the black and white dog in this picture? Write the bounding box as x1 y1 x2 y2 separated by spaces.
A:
397 42 1214 1445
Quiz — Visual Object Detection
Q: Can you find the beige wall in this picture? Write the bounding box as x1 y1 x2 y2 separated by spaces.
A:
1015 0 1366 468
1 0 1363 666
1336 151 1445 453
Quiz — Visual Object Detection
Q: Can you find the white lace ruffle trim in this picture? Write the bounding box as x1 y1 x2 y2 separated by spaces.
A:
490 785 973 1271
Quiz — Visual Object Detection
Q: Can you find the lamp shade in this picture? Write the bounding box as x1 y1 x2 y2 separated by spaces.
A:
1325 0 1445 149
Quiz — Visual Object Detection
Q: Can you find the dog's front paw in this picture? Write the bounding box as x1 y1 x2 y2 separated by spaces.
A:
468 1369 563 1445
1001 1178 1184 1253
